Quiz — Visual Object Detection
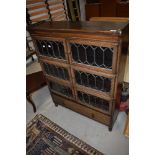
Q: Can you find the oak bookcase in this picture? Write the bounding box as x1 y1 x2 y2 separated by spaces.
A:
28 21 129 131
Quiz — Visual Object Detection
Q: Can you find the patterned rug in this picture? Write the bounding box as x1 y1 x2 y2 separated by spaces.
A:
27 114 104 155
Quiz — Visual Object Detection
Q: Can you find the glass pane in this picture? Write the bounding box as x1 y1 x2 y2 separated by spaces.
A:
70 43 113 69
86 46 94 64
78 45 86 63
43 63 69 80
77 91 109 111
49 82 72 97
95 47 104 66
75 70 111 93
71 44 78 62
104 48 113 68
36 40 65 59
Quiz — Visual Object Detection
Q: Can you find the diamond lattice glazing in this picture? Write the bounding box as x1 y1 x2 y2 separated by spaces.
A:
75 70 111 92
36 40 65 59
43 63 69 80
77 91 109 111
71 43 113 69
49 82 73 97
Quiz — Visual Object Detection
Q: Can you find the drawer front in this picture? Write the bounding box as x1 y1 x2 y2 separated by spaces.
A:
52 93 111 125
67 39 118 74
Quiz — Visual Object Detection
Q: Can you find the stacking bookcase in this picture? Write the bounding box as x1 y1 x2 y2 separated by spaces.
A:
28 21 129 131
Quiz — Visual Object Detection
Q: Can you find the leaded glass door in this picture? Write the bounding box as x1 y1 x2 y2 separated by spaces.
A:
33 37 75 100
67 39 118 74
33 37 69 63
67 39 117 114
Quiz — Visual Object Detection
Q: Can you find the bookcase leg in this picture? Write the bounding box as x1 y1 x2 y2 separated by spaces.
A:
108 126 112 131
54 102 58 107
108 120 113 131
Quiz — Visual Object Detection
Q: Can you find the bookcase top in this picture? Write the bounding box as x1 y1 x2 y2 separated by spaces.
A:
27 21 128 36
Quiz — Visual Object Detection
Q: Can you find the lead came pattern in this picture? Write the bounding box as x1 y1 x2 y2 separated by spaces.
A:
71 43 113 69
36 40 65 59
75 70 111 92
77 91 109 111
49 81 73 97
43 63 69 80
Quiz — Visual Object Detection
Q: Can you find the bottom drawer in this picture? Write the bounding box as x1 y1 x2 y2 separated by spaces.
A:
52 93 111 126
